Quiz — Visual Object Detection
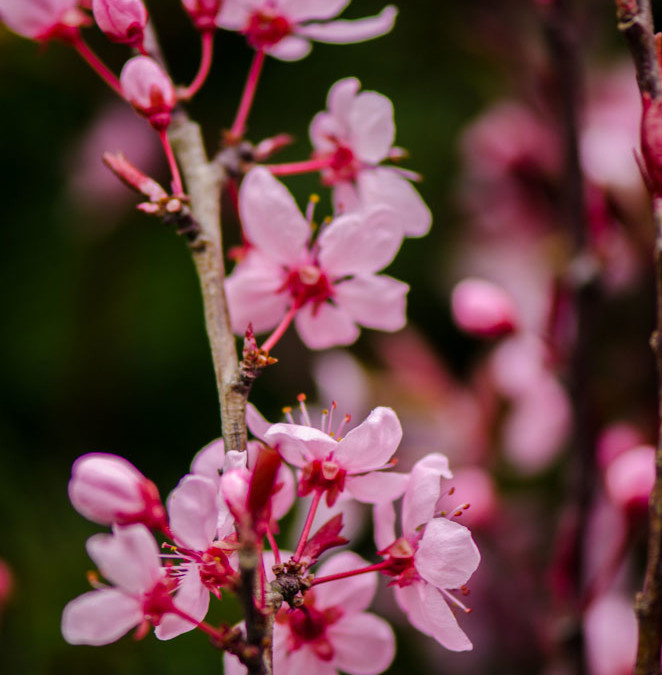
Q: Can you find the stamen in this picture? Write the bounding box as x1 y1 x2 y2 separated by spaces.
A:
334 413 351 440
282 406 295 425
298 393 312 426
320 409 329 434
448 503 471 520
326 401 337 435
440 587 472 614
306 193 320 224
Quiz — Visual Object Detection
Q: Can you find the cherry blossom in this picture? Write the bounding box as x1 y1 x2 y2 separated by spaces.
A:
182 0 222 31
373 454 481 651
308 78 431 237
224 551 395 675
68 453 168 530
0 0 86 42
451 277 519 338
264 405 408 507
216 1 398 61
225 167 408 350
62 524 190 645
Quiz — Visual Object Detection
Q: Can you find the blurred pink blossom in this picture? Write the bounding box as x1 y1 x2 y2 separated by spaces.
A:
0 0 86 41
604 444 655 518
451 277 519 338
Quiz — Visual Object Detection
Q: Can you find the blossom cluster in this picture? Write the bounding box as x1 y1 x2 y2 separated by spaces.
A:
62 402 480 674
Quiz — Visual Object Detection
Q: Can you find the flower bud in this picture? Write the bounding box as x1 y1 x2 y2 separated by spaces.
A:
604 445 655 519
451 278 518 338
0 0 85 42
120 56 176 131
68 453 167 529
181 0 221 32
92 0 148 48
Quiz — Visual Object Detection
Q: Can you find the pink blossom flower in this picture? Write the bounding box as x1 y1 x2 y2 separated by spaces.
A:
92 0 148 48
68 453 168 530
264 405 407 507
0 0 86 41
224 551 395 675
373 454 481 651
62 524 189 645
451 277 518 338
225 168 408 350
604 444 655 518
216 1 397 61
182 0 222 31
310 78 431 238
120 56 177 131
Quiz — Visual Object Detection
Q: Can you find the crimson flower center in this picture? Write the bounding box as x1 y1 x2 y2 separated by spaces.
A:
284 265 334 309
298 459 347 506
245 11 292 49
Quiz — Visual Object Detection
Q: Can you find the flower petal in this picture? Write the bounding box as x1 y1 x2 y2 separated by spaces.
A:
402 454 453 537
318 208 402 276
266 35 312 61
239 168 310 266
86 524 161 594
62 588 142 646
246 403 272 442
327 77 361 122
415 518 481 590
215 0 253 30
280 0 350 21
346 471 408 504
334 407 402 473
348 90 394 164
294 301 360 350
167 475 219 551
314 551 377 613
155 565 209 640
264 422 338 467
373 501 396 551
190 438 225 482
297 6 397 44
329 612 396 675
334 275 408 332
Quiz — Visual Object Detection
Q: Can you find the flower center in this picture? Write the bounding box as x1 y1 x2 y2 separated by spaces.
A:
245 10 292 49
277 599 343 660
379 537 420 587
299 459 347 506
284 265 334 310
198 544 236 594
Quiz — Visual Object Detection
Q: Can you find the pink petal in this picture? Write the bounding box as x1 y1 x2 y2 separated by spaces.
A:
0 0 78 39
155 566 209 640
415 518 481 589
297 6 397 44
348 90 394 164
357 167 432 237
294 301 360 350
167 475 218 551
220 469 250 514
334 274 408 331
451 278 519 338
318 208 402 276
402 454 453 537
86 524 162 594
314 551 377 613
327 77 361 123
61 588 142 645
373 501 396 551
279 639 338 675
225 252 290 335
190 438 225 482
246 402 272 442
334 407 402 473
332 180 361 213
280 0 350 21
329 612 396 675
264 423 338 467
266 35 312 61
240 168 310 266
272 464 296 520
215 0 251 30
605 445 655 514
310 110 345 155
346 471 408 504
223 651 248 675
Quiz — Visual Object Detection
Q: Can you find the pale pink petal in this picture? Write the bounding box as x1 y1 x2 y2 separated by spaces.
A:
266 35 312 61
264 423 338 467
246 403 272 442
223 649 248 675
326 77 361 124
294 301 360 350
334 407 402 473
329 612 396 675
280 640 338 675
394 582 473 651
451 278 518 337
334 275 408 331
215 0 252 29
346 471 408 503
220 469 250 514
167 475 218 551
272 464 296 519
190 438 225 482
605 445 655 514
310 110 345 155
318 208 402 276
314 551 377 613
348 91 394 164
155 566 209 640
297 6 397 44
332 180 361 213
415 518 481 589
402 454 453 537
280 0 350 21
0 0 78 39
225 253 290 335
86 524 161 594
240 168 310 266
356 168 432 237
373 501 396 551
62 588 142 645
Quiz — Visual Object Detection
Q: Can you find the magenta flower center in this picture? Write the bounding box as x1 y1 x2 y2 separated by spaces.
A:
380 536 420 587
198 545 236 592
279 601 343 660
283 265 334 310
245 10 291 49
324 145 361 184
298 459 347 506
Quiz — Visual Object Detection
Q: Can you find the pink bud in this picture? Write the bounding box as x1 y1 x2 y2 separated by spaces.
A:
68 453 167 529
92 0 148 48
0 0 85 42
181 0 221 31
451 278 518 338
605 445 655 518
120 56 176 131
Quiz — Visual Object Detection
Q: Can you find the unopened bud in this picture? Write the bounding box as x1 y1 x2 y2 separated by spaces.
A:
93 0 148 49
181 0 221 32
120 56 176 131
